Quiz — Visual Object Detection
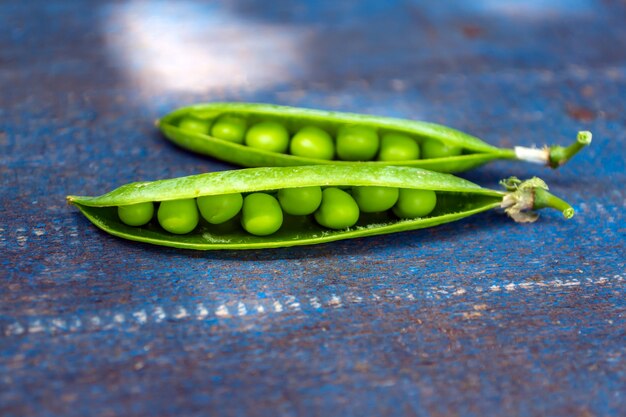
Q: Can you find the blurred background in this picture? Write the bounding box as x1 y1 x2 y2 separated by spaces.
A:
1 1 624 416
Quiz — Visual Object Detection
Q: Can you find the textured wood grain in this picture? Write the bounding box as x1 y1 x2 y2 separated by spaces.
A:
1 1 625 416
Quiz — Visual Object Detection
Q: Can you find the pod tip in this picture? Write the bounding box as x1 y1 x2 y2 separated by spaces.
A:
577 131 592 145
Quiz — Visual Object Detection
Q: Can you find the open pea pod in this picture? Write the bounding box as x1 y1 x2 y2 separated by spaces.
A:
158 102 592 173
67 166 573 250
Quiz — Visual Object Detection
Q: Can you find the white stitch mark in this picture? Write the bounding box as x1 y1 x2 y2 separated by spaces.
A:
286 295 300 311
555 280 581 287
348 293 363 303
329 295 342 308
405 293 415 301
3 273 624 339
153 307 166 323
51 318 66 330
196 304 209 319
237 302 247 316
310 297 322 309
215 304 230 317
173 307 188 319
28 320 45 333
33 228 45 236
69 318 82 330
5 322 24 336
133 310 147 324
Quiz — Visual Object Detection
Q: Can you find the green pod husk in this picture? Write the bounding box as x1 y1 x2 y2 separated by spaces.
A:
158 103 592 173
67 166 573 250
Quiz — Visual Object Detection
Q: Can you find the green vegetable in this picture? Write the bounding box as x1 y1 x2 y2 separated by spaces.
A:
393 189 437 219
290 126 334 160
314 187 360 229
421 139 462 159
67 166 574 250
378 133 420 161
245 121 289 153
210 114 247 144
277 186 322 215
158 103 592 173
197 193 243 224
241 193 283 236
118 202 154 226
177 116 210 135
157 199 199 234
336 125 379 161
352 186 399 213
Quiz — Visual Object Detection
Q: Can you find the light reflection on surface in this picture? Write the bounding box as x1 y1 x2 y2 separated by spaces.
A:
472 0 592 16
422 0 593 18
102 1 310 93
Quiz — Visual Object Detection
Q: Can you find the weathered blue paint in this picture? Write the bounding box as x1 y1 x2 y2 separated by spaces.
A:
1 1 624 416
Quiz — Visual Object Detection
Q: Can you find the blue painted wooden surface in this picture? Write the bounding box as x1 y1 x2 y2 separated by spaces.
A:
1 1 625 416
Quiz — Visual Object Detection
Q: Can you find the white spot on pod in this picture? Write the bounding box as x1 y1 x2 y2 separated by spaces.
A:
514 146 548 164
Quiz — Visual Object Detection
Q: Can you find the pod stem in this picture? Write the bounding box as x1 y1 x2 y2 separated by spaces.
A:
500 177 574 223
513 131 592 168
548 131 592 168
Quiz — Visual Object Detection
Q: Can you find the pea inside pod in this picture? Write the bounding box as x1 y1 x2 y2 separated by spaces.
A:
159 103 592 173
68 165 574 250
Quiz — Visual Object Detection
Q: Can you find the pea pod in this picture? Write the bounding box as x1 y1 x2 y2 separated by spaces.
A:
67 166 573 250
158 103 592 173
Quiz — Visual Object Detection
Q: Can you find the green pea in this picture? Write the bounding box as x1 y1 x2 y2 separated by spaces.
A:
241 193 283 236
421 139 462 159
245 121 290 153
289 126 334 160
210 114 247 144
157 199 199 234
197 193 243 224
378 133 420 161
336 125 379 161
314 187 360 229
393 189 437 219
118 202 154 226
277 186 322 215
352 186 399 213
178 116 210 135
